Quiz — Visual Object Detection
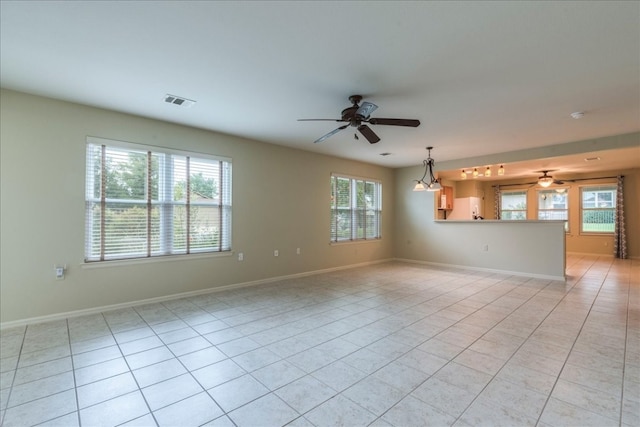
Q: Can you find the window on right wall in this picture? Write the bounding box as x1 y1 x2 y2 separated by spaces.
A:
580 185 616 234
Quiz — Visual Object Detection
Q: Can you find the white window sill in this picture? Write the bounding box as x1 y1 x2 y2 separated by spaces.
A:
330 238 382 246
81 251 233 269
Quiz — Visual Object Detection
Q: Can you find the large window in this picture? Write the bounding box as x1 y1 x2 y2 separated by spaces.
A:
500 190 527 220
581 185 616 233
85 138 232 261
538 189 569 231
330 174 382 242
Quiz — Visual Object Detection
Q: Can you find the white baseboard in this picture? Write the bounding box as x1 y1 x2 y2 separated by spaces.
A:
394 258 567 282
0 258 392 331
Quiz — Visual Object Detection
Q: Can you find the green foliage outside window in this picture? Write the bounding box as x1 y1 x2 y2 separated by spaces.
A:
86 141 230 261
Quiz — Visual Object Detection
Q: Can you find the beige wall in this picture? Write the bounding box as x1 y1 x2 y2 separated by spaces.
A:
0 89 395 324
2 88 638 325
474 168 640 257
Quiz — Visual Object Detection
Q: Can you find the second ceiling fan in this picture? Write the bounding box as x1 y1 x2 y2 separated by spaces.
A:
298 95 420 144
536 170 570 187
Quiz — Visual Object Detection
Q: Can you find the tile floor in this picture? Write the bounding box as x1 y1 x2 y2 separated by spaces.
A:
0 255 638 427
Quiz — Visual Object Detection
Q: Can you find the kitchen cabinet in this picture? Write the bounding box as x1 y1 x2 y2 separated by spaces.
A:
437 186 453 210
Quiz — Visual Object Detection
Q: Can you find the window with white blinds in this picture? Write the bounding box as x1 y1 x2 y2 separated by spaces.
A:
500 190 527 220
85 138 232 261
537 189 569 231
330 174 382 242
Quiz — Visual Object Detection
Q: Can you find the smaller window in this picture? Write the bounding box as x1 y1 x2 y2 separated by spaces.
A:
581 185 616 233
537 189 569 231
330 174 382 242
500 190 527 220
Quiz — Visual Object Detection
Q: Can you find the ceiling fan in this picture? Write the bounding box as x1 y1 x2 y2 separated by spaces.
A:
536 170 570 187
298 95 420 144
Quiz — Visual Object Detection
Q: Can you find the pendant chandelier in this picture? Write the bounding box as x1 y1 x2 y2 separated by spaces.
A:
413 146 442 192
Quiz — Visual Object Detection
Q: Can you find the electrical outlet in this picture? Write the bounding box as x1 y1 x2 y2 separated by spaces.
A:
274 250 279 257
238 252 244 261
296 248 301 255
54 264 66 280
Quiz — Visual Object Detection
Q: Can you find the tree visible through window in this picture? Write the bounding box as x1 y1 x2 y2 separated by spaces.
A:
500 190 527 220
581 185 616 233
85 138 231 261
330 174 382 242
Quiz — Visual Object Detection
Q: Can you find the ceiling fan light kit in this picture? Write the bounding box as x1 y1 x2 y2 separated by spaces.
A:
298 95 420 144
538 171 555 187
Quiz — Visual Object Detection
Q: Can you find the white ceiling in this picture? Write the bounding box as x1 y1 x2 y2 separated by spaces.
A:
1 1 639 175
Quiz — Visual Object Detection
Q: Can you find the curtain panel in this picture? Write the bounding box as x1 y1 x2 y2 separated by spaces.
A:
613 175 627 259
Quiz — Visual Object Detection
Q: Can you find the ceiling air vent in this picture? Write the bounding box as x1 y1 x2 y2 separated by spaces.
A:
164 94 196 108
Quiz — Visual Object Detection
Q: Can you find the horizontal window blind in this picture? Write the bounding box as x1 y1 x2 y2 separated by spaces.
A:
537 189 569 231
85 140 231 261
330 174 382 242
500 190 527 220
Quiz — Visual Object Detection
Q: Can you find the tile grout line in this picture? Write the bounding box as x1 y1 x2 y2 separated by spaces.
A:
134 302 236 426
533 255 619 426
418 275 573 425
1 257 634 427
362 274 557 425
103 309 160 427
66 318 82 427
618 258 632 426
0 325 26 426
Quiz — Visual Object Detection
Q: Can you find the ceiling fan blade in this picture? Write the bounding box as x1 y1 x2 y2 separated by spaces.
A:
314 124 349 143
298 118 342 122
368 118 421 127
357 125 380 144
356 102 378 118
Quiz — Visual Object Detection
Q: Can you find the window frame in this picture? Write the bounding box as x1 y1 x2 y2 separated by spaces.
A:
85 137 232 262
499 189 527 220
536 188 569 232
579 184 616 235
330 173 382 243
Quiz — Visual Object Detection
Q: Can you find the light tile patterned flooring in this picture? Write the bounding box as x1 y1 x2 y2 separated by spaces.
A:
0 255 638 427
